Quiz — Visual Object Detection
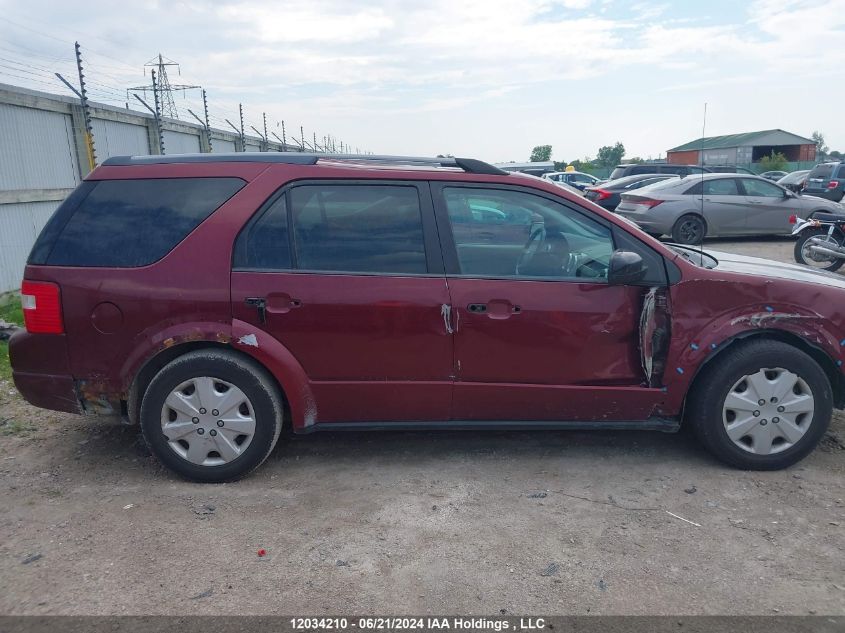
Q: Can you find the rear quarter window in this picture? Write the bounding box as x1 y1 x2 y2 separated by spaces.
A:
30 178 244 267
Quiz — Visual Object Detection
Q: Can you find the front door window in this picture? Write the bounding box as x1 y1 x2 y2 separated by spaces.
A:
443 187 614 281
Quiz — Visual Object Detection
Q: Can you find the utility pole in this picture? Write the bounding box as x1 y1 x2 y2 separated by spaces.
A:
150 69 165 154
314 132 319 153
300 126 305 153
74 42 96 171
202 89 212 152
281 120 287 150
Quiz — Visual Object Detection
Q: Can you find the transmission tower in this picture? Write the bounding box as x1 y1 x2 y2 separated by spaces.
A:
129 54 199 119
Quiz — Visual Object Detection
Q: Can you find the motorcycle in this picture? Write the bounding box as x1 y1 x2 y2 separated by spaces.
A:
791 213 845 272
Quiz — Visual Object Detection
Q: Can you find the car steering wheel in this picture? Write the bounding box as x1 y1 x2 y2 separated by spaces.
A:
515 224 547 275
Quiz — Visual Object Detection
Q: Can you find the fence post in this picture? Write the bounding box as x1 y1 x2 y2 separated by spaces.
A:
69 105 95 179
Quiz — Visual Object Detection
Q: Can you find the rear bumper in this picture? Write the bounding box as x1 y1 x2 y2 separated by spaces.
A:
12 370 81 414
616 211 669 232
8 329 81 414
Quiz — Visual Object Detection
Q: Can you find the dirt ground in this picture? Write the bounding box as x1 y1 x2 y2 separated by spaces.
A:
1 236 843 616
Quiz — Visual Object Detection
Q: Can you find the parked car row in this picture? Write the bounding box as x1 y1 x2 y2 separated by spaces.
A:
614 173 843 244
572 163 844 244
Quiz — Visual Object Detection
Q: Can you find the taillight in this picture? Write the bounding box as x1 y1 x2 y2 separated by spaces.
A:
828 180 840 189
635 198 663 209
593 188 612 201
21 280 64 334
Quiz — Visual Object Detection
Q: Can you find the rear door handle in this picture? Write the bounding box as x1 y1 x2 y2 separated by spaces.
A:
244 297 267 324
245 294 302 323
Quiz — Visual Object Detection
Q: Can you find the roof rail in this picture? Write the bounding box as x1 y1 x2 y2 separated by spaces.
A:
100 152 510 175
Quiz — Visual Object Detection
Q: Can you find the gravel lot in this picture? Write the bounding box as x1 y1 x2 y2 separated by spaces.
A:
1 236 843 616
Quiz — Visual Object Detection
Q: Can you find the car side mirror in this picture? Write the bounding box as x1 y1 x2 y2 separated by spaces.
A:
608 250 647 285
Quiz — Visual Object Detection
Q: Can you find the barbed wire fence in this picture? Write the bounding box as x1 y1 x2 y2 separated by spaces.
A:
0 17 369 170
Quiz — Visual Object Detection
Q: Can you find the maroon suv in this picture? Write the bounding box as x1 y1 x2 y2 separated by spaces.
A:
10 153 845 481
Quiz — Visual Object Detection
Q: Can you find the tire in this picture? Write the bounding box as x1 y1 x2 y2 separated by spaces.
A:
671 214 706 245
793 229 845 271
686 339 832 470
140 349 283 483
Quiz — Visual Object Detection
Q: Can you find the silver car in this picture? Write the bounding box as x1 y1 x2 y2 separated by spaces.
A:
615 173 845 244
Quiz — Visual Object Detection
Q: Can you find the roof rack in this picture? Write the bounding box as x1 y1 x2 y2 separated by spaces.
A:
100 153 509 175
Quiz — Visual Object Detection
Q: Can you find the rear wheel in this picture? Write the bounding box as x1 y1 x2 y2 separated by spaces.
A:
686 340 831 470
671 214 706 245
794 229 845 271
140 349 283 482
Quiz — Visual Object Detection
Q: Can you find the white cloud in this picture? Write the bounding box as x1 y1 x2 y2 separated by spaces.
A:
0 0 842 158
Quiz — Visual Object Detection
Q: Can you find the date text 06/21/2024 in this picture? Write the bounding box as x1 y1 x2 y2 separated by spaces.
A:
289 617 547 631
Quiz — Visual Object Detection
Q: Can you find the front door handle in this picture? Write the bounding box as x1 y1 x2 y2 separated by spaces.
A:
468 301 521 319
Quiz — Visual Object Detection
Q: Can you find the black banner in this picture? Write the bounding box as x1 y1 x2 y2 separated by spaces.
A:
0 616 842 633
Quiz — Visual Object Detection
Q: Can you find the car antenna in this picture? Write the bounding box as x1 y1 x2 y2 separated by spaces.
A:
699 102 707 258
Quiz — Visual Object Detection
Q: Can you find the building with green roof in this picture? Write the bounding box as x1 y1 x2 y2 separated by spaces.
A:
667 129 816 166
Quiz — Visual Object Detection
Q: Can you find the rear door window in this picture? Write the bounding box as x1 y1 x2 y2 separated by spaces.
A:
34 178 244 267
290 184 428 274
703 179 740 195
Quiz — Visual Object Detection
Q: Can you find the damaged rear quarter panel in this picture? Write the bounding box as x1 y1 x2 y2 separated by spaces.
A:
659 271 845 414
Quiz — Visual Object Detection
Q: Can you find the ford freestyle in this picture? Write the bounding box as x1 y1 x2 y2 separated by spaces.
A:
9 153 845 482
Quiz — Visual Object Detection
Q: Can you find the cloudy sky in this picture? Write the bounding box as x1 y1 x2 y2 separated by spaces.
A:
0 0 842 163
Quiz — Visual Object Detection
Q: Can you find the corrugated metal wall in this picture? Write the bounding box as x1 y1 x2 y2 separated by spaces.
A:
0 200 59 292
0 103 80 190
0 84 306 292
211 137 237 153
163 129 201 154
92 118 150 159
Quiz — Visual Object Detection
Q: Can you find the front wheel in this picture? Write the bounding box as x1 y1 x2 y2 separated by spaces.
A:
686 340 832 470
140 349 284 482
794 229 845 271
